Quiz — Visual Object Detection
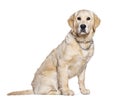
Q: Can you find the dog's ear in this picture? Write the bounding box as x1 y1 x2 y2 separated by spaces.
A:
68 13 75 29
93 13 100 31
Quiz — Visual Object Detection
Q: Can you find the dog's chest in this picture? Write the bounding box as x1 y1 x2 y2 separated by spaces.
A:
68 44 94 78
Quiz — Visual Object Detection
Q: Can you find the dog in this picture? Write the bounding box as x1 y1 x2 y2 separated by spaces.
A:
7 9 100 96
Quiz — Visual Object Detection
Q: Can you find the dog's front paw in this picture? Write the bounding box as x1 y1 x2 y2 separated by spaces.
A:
62 90 74 96
80 89 90 95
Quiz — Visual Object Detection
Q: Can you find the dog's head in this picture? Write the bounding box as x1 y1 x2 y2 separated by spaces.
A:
68 10 100 37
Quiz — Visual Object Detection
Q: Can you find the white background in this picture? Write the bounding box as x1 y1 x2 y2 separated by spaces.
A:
0 0 120 99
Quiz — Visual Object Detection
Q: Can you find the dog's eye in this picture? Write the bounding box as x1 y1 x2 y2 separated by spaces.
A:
86 17 91 20
77 17 81 20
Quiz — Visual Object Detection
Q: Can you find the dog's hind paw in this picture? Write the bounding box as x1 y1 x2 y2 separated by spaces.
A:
62 90 74 96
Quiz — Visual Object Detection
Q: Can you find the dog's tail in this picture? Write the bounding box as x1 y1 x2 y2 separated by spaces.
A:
7 90 33 95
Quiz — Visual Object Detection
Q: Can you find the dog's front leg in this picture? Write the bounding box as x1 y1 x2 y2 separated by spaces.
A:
78 67 90 95
58 63 74 96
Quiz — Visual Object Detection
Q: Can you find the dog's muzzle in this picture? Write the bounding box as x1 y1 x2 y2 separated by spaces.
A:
76 24 89 36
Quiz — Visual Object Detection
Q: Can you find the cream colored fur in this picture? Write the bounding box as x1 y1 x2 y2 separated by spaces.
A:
7 10 100 96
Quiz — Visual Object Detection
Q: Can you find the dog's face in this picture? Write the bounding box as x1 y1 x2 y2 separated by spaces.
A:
68 10 100 37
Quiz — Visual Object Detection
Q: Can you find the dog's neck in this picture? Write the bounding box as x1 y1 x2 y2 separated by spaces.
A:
70 30 94 50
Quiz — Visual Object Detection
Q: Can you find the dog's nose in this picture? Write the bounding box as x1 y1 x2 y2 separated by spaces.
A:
80 24 86 30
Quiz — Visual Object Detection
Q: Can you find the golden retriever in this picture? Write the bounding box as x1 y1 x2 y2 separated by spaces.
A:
8 9 100 96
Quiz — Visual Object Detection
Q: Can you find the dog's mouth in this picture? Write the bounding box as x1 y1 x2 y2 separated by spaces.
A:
77 29 88 37
81 29 86 33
